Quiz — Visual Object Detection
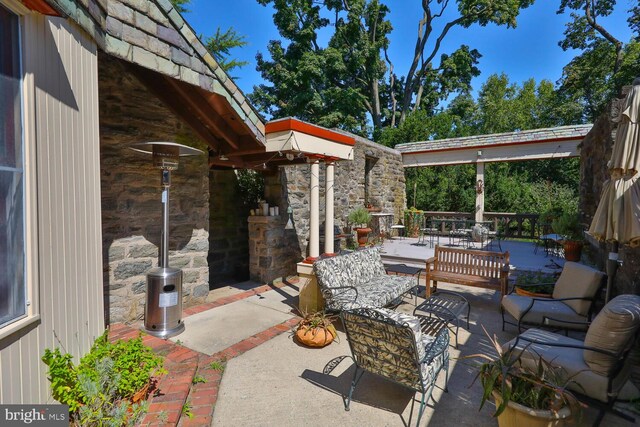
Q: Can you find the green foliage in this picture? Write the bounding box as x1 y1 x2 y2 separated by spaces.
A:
192 375 207 384
42 332 165 423
348 206 371 227
205 27 249 74
295 309 339 343
515 270 557 295
157 410 169 424
182 400 194 419
252 0 533 134
468 329 582 418
169 0 190 14
236 169 265 207
552 211 584 241
41 348 81 412
556 1 639 121
209 360 226 371
404 208 424 238
75 358 149 427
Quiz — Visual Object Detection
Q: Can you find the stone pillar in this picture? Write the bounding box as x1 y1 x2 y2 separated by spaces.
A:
475 160 485 222
307 158 320 262
324 160 335 255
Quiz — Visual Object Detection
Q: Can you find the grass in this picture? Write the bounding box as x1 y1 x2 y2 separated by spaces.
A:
209 360 226 371
192 374 207 384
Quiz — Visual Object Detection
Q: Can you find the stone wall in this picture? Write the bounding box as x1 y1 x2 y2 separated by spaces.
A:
580 87 640 297
100 54 210 323
264 136 406 259
248 216 299 283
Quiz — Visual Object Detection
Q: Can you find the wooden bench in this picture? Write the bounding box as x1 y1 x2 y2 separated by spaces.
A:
425 245 510 299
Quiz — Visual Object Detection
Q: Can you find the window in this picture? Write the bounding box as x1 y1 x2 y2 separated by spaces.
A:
0 4 25 329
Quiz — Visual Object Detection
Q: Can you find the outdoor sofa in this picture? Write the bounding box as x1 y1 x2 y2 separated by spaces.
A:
314 247 417 311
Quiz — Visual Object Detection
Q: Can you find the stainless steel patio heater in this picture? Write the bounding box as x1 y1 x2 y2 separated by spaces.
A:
130 142 203 338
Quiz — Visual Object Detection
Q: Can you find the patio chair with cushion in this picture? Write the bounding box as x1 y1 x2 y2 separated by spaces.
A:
501 261 605 332
340 307 450 427
504 294 640 426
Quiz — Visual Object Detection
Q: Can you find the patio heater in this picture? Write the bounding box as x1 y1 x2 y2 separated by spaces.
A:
130 142 203 338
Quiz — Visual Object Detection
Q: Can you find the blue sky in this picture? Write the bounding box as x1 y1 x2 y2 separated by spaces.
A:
183 1 633 100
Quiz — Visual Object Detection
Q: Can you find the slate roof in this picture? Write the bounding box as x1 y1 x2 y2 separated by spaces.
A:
395 124 592 154
47 0 265 143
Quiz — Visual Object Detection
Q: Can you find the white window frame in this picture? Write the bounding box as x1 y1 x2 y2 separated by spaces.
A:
0 0 40 340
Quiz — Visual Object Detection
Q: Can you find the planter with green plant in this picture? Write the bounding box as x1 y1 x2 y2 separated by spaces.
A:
468 329 581 427
294 309 339 348
404 208 424 238
42 331 166 426
552 212 584 262
513 270 558 298
348 206 372 247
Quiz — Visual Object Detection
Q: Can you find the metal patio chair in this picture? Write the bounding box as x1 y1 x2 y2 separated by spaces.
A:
340 307 449 426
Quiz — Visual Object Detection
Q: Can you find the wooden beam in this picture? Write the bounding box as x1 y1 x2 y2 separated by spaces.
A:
128 65 223 151
162 77 240 150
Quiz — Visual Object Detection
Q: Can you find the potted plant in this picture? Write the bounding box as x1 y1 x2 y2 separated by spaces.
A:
294 310 338 348
514 270 558 298
551 212 584 262
348 206 372 247
468 330 582 427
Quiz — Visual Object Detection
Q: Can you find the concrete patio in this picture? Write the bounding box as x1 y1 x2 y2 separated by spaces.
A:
126 271 639 426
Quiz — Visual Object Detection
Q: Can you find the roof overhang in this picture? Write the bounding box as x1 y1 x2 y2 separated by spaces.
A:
264 118 355 161
398 125 591 167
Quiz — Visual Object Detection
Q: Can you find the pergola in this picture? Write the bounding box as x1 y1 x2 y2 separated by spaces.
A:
395 125 592 221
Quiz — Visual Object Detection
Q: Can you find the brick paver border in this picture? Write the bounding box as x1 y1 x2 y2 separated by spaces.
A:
108 277 302 427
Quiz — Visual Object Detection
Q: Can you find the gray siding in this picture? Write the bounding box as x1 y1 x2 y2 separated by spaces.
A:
0 14 104 403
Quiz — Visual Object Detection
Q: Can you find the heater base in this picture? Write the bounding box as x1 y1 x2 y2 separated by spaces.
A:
144 322 185 339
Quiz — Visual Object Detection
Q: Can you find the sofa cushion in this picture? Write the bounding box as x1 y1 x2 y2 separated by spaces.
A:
583 294 640 376
552 262 604 316
501 294 588 329
324 275 416 311
314 248 412 311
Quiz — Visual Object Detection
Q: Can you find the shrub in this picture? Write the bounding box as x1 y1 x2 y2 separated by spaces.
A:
42 331 165 425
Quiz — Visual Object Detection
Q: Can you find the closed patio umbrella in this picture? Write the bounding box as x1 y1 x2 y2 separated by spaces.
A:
588 78 640 302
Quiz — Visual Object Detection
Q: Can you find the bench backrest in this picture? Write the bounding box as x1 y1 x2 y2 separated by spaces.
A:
314 248 386 292
433 245 509 279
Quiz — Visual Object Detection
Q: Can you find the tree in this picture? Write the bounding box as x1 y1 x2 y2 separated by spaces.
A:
380 74 582 215
398 0 534 124
557 1 640 121
170 0 190 14
205 27 249 74
252 0 534 134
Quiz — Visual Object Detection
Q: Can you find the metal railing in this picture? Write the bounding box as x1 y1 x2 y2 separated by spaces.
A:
422 211 540 239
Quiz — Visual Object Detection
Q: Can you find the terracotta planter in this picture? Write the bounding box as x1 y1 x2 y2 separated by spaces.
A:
295 326 335 348
563 240 583 262
355 227 371 247
131 383 150 403
493 392 571 427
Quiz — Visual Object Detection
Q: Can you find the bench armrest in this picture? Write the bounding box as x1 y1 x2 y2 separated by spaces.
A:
320 285 359 306
425 257 436 269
